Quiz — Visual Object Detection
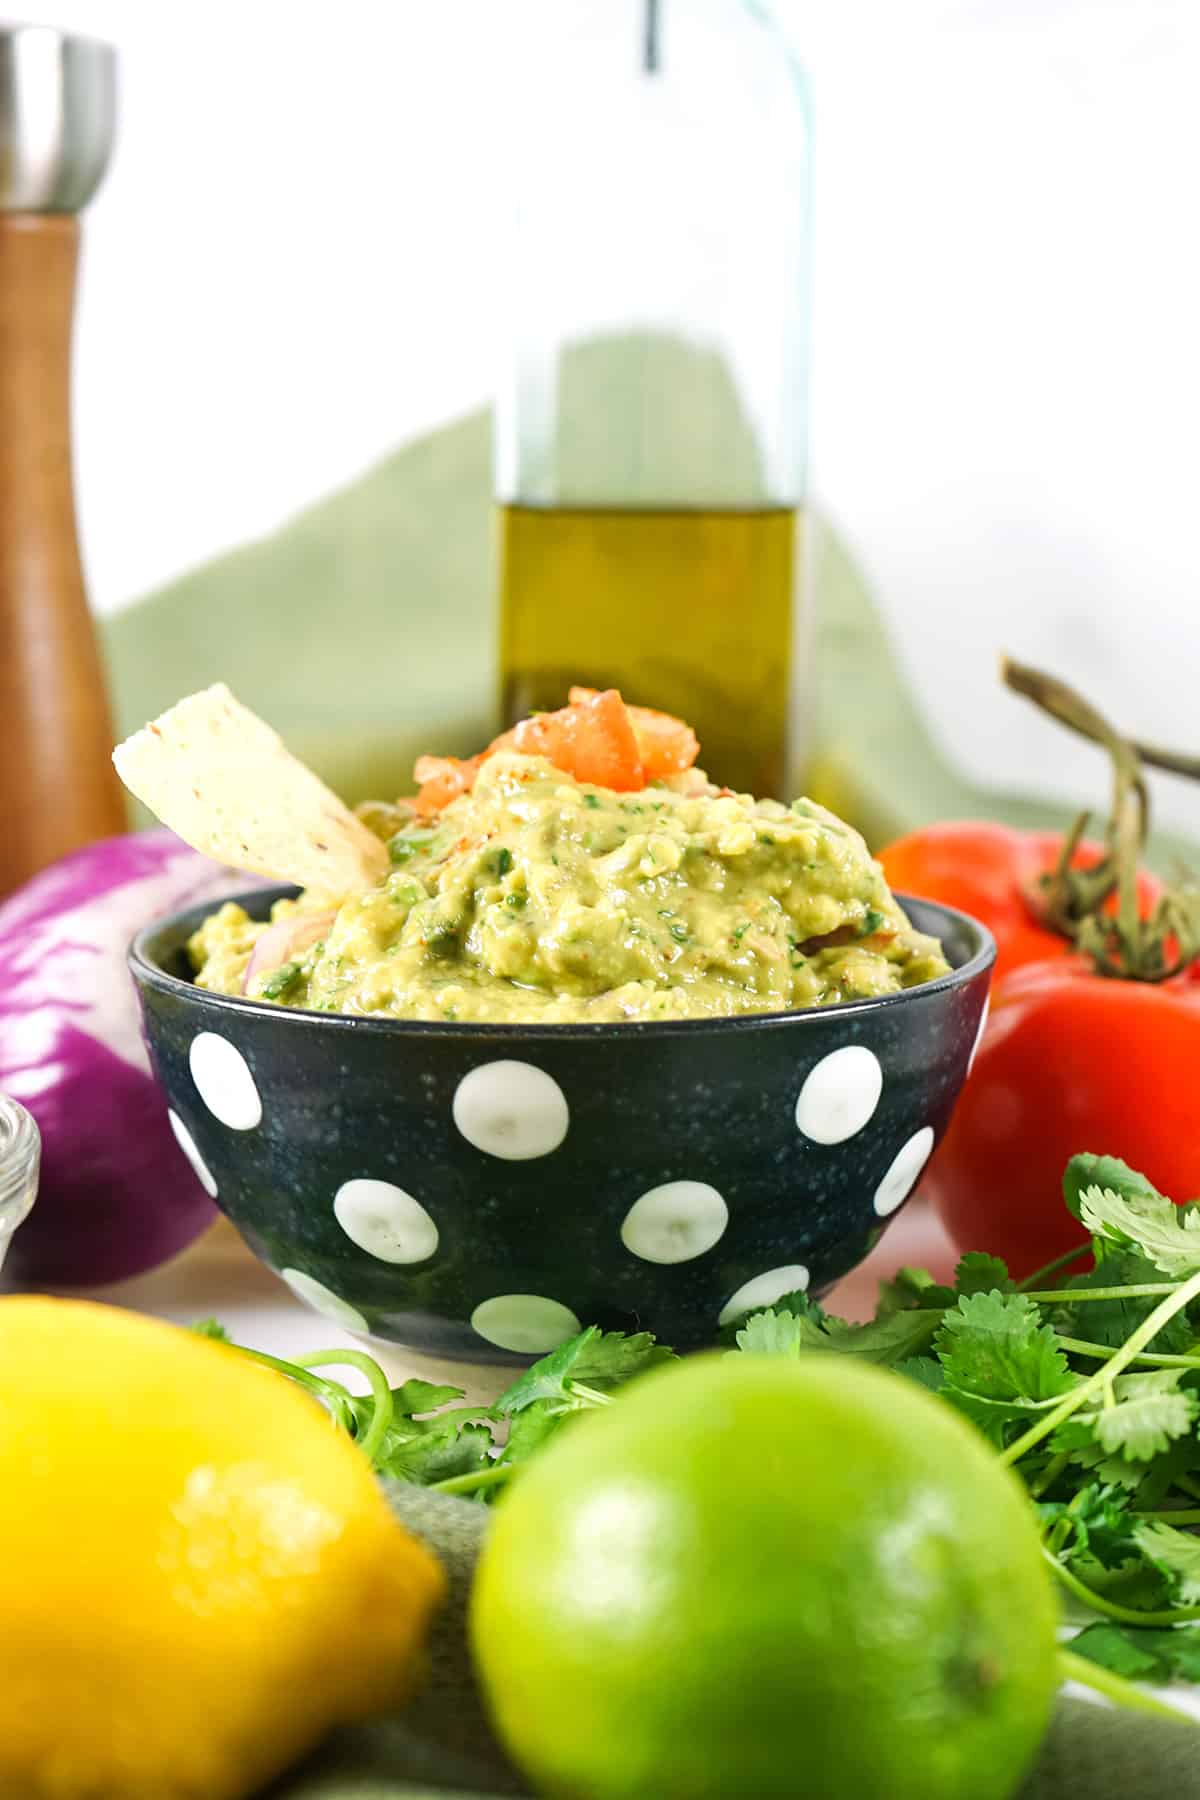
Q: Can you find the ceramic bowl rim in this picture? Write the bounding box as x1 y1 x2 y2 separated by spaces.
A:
130 887 995 1043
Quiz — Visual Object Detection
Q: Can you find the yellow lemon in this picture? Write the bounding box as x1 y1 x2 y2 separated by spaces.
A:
0 1296 444 1799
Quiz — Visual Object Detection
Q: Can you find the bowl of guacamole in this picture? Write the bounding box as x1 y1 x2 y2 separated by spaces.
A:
127 688 993 1360
188 752 952 1025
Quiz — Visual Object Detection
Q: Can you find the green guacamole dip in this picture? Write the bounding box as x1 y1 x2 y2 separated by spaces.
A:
188 754 950 1022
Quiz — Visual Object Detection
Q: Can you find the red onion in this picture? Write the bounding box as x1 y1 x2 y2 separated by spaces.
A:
242 911 334 993
0 830 251 1284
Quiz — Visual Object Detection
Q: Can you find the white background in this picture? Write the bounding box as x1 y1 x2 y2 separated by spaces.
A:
23 0 1200 831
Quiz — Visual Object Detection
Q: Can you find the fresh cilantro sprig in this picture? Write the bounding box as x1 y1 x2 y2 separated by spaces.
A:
196 1149 1200 1699
721 1155 1200 1687
191 1318 674 1499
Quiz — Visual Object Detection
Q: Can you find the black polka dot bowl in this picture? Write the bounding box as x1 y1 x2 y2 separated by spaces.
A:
130 889 994 1364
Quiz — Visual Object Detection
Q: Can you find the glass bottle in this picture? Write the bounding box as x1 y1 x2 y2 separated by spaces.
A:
496 0 812 799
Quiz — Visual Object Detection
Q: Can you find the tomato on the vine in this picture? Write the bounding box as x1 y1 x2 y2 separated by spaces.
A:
921 960 1200 1277
878 822 1162 985
879 661 1200 1278
879 817 1172 1277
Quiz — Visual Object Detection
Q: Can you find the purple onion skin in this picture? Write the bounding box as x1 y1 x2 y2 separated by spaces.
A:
0 830 249 1285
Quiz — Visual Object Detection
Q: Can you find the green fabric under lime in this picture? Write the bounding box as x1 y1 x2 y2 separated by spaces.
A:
101 408 1192 867
268 1484 1200 1800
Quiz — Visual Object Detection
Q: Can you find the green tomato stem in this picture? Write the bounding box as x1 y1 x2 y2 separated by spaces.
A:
1045 1550 1200 1626
1057 1649 1198 1725
1001 1267 1200 1468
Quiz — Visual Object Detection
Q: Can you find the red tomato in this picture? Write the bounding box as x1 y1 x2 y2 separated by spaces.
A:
925 959 1200 1277
568 687 700 779
878 822 1163 983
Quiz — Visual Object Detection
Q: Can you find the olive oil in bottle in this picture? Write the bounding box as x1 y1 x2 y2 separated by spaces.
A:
499 504 800 799
496 0 812 797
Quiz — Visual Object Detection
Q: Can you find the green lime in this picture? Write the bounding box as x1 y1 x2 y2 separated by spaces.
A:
471 1354 1056 1800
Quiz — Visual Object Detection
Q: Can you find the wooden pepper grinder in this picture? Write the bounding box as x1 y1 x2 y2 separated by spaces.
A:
0 25 125 897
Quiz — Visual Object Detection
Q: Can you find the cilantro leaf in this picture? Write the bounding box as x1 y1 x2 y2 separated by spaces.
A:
937 1291 1076 1403
954 1253 1013 1297
344 1377 494 1483
495 1399 570 1474
822 1310 943 1365
1071 1498 1143 1570
1134 1521 1200 1603
1064 1154 1162 1223
893 1356 946 1393
875 1267 955 1317
735 1308 830 1357
190 1318 231 1341
758 1288 827 1321
1035 1482 1139 1568
1071 1619 1200 1683
1053 1371 1199 1464
1077 1183 1200 1278
933 1292 1077 1445
390 1379 468 1416
376 1418 494 1486
494 1326 673 1416
1064 1443 1149 1493
1072 1552 1175 1611
719 1288 827 1346
1067 1623 1173 1681
735 1299 941 1366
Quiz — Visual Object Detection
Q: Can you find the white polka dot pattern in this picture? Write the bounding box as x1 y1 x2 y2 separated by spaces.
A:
795 1045 883 1145
874 1126 936 1217
968 999 991 1073
718 1264 810 1328
280 1268 368 1333
620 1181 728 1264
189 1032 262 1131
471 1294 582 1354
452 1061 569 1161
167 1109 218 1198
333 1178 439 1265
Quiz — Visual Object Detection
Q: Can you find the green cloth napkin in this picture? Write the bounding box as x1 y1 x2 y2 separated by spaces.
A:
101 408 1192 867
269 1485 1200 1800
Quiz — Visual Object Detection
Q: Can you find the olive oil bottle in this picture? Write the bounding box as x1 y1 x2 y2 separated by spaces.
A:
499 504 800 799
496 0 812 798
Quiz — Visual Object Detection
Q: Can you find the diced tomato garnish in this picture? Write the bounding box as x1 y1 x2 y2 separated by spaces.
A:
568 686 700 779
412 754 480 814
510 688 644 791
409 686 699 812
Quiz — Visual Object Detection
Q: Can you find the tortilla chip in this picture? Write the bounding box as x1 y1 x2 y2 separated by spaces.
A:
113 684 389 895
